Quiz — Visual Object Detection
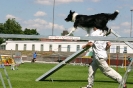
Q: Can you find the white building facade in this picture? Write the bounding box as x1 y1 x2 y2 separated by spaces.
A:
2 41 133 53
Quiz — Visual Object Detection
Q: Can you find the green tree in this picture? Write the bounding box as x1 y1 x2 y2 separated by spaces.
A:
61 30 73 36
23 28 39 40
0 38 4 44
3 18 23 34
0 18 40 44
0 23 5 44
23 28 39 35
0 23 5 33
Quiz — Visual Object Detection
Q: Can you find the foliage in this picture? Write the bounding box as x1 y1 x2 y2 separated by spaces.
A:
0 23 5 33
0 18 40 44
0 38 4 44
61 30 73 36
3 18 23 34
0 23 5 44
23 28 39 35
0 63 132 88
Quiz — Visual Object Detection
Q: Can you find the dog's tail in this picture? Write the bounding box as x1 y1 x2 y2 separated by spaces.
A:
108 10 119 20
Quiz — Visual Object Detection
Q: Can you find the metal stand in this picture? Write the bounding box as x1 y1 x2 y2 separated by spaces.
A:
111 29 133 88
118 59 133 88
0 71 6 88
0 55 12 88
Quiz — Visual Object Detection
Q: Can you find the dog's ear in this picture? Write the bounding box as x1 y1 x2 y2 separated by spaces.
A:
70 10 75 13
70 10 72 13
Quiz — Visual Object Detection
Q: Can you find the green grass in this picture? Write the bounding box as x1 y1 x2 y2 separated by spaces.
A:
0 63 133 88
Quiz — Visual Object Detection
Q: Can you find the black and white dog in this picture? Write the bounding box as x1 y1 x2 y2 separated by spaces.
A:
65 10 119 36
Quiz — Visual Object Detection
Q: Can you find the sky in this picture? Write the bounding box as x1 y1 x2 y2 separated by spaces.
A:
0 0 133 37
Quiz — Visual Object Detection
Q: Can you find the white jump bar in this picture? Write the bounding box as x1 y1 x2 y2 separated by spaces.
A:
0 34 133 41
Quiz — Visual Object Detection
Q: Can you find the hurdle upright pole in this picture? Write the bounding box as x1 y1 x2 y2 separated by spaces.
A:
116 53 118 71
108 53 110 66
0 72 6 88
124 54 127 71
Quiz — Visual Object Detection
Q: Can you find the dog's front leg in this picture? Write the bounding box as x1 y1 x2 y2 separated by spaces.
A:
67 27 77 36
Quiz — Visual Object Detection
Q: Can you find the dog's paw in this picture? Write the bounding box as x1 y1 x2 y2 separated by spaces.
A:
105 29 111 36
108 29 111 33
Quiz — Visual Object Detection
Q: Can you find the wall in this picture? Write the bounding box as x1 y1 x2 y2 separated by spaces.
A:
4 41 133 53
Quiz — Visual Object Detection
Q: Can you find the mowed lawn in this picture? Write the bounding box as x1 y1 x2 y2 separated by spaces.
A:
0 63 133 88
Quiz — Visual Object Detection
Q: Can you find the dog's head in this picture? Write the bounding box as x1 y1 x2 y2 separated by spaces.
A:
65 10 76 22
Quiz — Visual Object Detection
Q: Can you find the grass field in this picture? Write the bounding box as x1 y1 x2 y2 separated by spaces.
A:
0 63 133 88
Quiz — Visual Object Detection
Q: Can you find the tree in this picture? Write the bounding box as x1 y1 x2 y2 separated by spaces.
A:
23 28 39 35
3 18 23 34
0 23 5 33
61 30 68 36
23 28 39 40
0 18 40 44
0 38 4 44
0 23 5 44
61 30 73 36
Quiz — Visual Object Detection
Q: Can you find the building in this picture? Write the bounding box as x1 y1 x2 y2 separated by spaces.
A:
1 40 133 54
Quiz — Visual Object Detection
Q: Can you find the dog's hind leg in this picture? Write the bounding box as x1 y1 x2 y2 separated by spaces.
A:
102 26 109 35
103 26 109 32
105 29 111 36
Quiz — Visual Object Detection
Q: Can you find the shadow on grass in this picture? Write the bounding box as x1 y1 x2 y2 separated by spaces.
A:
43 79 87 82
40 79 133 84
42 79 124 83
126 82 133 84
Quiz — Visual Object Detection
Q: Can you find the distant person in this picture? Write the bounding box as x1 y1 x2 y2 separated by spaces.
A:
31 52 37 63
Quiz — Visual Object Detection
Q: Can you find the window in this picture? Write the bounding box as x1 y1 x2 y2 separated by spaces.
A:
24 44 26 51
15 44 18 51
123 46 127 53
32 44 35 51
40 44 43 51
58 45 61 52
67 45 70 52
116 46 120 53
77 45 80 51
49 44 52 51
0 45 5 50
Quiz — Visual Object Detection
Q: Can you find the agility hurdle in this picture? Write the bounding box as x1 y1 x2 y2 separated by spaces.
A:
0 55 12 88
1 34 133 41
0 67 6 88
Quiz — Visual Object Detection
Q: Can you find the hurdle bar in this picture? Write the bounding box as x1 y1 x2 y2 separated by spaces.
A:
0 34 133 41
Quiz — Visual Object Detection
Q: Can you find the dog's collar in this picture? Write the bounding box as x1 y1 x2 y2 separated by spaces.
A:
72 13 78 22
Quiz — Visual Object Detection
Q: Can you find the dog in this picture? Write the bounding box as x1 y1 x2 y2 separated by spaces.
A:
65 10 119 36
